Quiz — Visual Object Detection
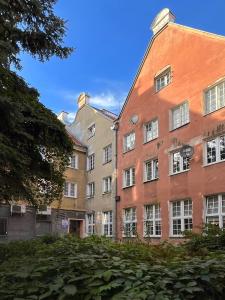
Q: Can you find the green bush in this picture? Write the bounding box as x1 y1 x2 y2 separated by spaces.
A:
0 236 225 299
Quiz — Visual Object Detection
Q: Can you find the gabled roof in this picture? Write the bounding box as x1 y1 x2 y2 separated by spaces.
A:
90 105 118 120
118 22 225 120
66 128 86 149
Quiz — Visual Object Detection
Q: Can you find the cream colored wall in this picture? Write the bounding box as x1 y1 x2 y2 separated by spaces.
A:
69 105 116 236
51 147 87 212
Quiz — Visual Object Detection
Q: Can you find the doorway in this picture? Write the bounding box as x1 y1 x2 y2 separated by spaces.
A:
69 220 81 237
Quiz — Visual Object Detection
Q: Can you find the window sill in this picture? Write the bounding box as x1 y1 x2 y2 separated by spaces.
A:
203 105 225 117
203 159 225 168
170 122 190 132
123 148 135 154
102 160 112 165
143 137 158 145
86 196 94 199
102 191 112 195
64 196 77 199
143 178 159 184
122 185 135 190
144 236 161 239
170 169 189 176
67 166 78 170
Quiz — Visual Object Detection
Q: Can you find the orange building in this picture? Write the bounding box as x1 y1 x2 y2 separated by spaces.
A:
116 9 225 241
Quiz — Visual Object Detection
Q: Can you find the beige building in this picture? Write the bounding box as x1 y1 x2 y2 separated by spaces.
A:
68 93 117 237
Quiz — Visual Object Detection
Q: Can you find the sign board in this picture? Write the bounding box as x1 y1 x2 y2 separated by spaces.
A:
180 145 194 158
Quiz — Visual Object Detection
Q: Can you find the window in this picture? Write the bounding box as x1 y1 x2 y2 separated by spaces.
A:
103 144 112 164
155 68 171 92
86 213 95 235
123 208 137 237
204 81 225 114
205 134 225 165
87 182 95 198
171 199 192 236
171 151 190 174
124 132 135 152
205 194 225 228
102 176 112 194
144 204 161 237
0 218 7 236
144 119 158 143
68 155 78 169
123 167 135 188
88 124 95 138
87 154 95 171
102 211 113 236
144 159 158 182
64 182 77 198
171 102 189 130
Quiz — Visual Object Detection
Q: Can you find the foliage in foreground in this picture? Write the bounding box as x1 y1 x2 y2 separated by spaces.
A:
1 235 225 299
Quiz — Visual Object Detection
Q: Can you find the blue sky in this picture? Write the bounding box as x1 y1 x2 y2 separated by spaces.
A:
18 0 225 121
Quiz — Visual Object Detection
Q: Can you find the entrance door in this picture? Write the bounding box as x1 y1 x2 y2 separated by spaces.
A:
69 220 81 237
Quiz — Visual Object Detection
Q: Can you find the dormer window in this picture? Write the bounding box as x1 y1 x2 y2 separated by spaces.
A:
88 124 95 138
155 67 171 92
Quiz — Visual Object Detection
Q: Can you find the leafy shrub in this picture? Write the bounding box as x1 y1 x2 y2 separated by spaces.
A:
0 236 225 299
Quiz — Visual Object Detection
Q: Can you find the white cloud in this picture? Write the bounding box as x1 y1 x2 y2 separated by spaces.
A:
90 92 125 109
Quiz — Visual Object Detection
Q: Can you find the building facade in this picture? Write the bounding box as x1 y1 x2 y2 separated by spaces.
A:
116 9 225 241
69 93 117 237
0 130 87 241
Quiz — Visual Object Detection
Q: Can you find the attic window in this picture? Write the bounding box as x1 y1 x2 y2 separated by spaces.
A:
88 124 95 138
155 67 171 92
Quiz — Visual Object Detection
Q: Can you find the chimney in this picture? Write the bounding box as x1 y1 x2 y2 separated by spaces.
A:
151 8 175 35
57 111 69 124
77 92 90 109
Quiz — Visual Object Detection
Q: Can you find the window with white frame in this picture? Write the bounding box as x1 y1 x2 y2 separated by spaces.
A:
171 199 192 236
205 194 225 228
205 134 225 165
144 204 161 237
68 154 78 169
204 81 225 114
88 124 95 138
87 182 95 198
171 151 190 174
103 144 112 164
102 176 112 194
124 132 135 152
123 167 135 188
123 207 137 237
144 159 158 182
87 154 95 171
64 182 77 198
144 119 158 143
0 218 7 236
171 102 189 130
102 211 113 236
155 68 171 92
86 213 95 235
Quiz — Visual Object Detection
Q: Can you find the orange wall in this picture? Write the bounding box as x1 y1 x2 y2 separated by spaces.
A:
117 24 225 240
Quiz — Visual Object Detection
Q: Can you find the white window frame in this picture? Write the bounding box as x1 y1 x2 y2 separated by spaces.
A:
144 119 158 143
123 207 137 237
205 134 225 165
86 213 95 235
123 167 135 188
144 158 159 182
155 68 171 92
170 199 193 237
102 211 113 237
88 123 95 138
103 144 112 164
144 204 161 237
87 182 95 198
204 80 225 115
102 176 112 194
123 132 135 152
170 101 189 130
205 194 225 228
87 153 95 171
68 154 78 169
64 182 77 198
170 151 190 175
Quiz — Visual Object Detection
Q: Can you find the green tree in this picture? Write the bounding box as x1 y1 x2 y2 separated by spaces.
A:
0 0 74 205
